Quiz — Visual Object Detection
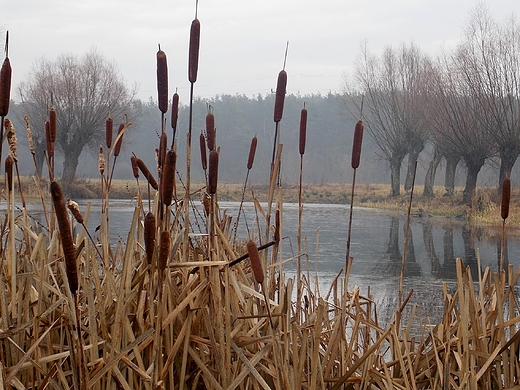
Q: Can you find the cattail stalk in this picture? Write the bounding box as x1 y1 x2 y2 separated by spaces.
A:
246 240 274 329
25 115 50 228
500 176 511 271
346 119 364 283
0 32 12 166
50 181 78 294
232 136 257 244
297 104 307 318
184 5 201 259
49 107 57 142
208 150 218 195
199 132 207 173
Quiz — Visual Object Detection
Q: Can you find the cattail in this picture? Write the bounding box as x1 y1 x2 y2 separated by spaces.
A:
246 240 264 284
159 132 167 170
144 212 156 264
0 56 12 117
158 230 170 272
299 106 307 155
5 118 17 162
171 92 179 129
114 121 125 157
98 147 105 175
351 120 364 169
199 132 207 170
247 136 257 170
136 158 158 190
131 155 139 179
501 177 511 220
188 18 201 83
67 199 84 224
161 150 176 205
45 120 54 158
208 150 219 195
50 181 78 294
105 116 113 149
206 110 215 151
5 155 13 192
273 70 287 123
49 107 57 142
157 46 168 114
24 116 35 155
274 208 280 242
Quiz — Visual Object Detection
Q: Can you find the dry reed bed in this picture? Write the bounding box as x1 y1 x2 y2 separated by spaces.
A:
1 11 520 390
0 194 519 389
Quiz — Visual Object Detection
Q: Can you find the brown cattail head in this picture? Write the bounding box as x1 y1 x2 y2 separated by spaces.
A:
24 116 35 155
171 92 179 129
114 121 125 157
206 110 215 151
98 147 105 175
136 158 158 190
208 150 219 195
67 199 84 224
161 150 177 206
105 116 113 149
202 194 210 216
188 18 201 83
299 106 307 155
246 240 264 284
0 56 12 117
273 70 287 123
45 120 54 158
5 118 17 162
5 155 13 192
199 132 207 170
351 120 364 169
158 230 170 272
247 135 257 170
50 181 78 294
49 107 57 142
131 155 139 179
157 46 168 114
159 132 167 171
144 212 156 265
501 177 511 220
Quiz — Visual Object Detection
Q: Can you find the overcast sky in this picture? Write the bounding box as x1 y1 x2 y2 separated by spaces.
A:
3 0 519 103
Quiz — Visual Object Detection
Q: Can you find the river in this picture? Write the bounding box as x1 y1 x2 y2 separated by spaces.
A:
14 198 520 326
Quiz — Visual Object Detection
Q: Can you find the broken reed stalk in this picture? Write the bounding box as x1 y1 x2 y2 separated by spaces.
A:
500 176 510 271
108 119 126 191
397 159 417 332
345 119 364 287
68 199 105 266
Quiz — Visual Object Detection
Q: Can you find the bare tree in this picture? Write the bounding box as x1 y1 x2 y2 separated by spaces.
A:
459 7 520 193
428 49 494 205
19 49 136 182
348 43 430 196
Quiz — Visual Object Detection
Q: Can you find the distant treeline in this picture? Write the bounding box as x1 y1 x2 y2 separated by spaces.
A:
6 92 512 189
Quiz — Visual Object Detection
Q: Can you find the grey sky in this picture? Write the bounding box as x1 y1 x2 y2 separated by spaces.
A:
3 0 519 102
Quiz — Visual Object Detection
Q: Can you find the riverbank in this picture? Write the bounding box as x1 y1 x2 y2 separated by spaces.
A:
8 177 519 227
